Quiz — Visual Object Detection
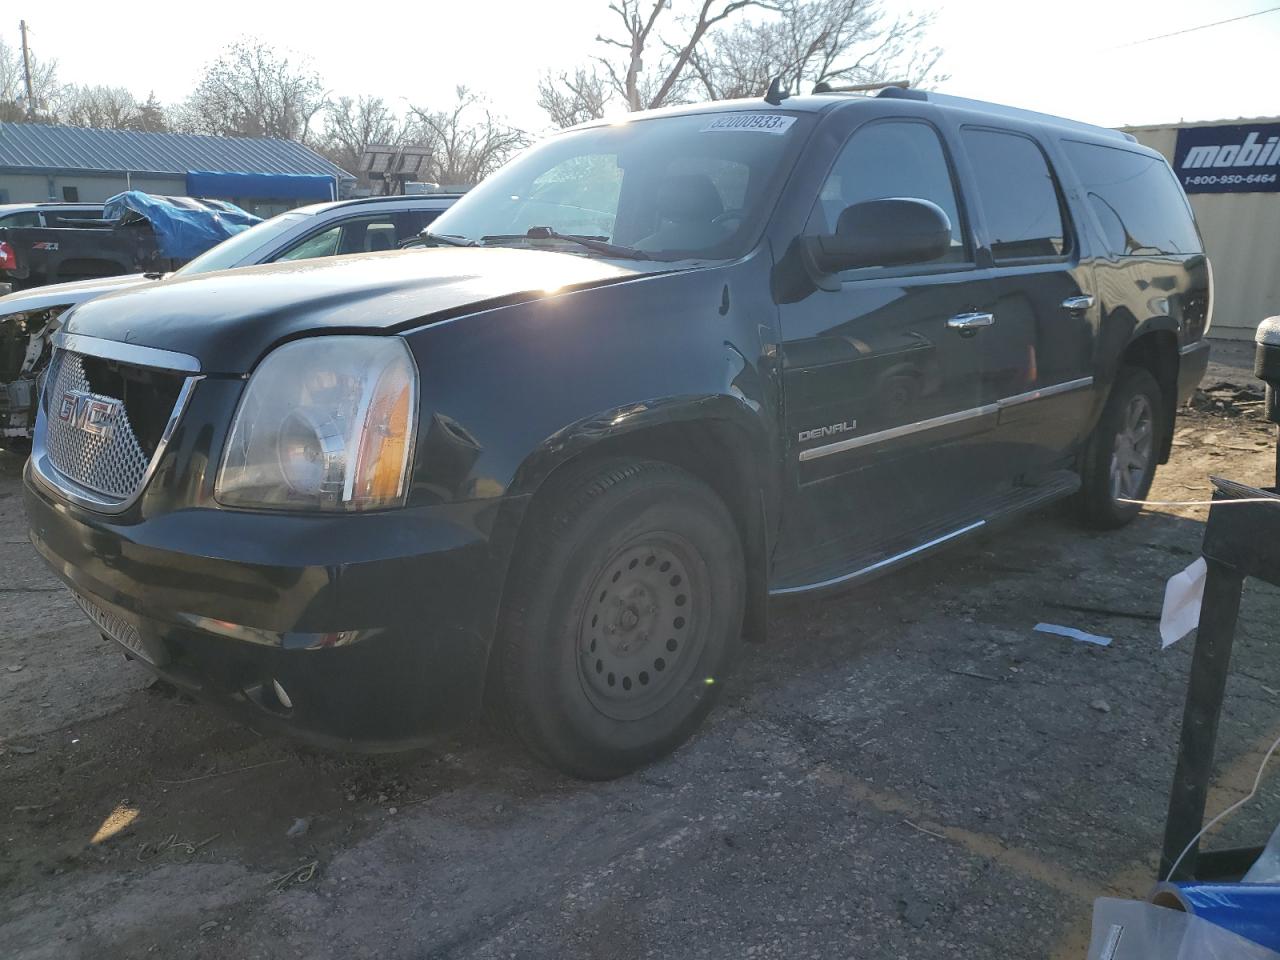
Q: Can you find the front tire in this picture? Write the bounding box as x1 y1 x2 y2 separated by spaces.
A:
496 458 745 779
1077 365 1163 529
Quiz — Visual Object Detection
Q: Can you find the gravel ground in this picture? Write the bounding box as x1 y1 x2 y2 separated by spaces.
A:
2 372 1279 959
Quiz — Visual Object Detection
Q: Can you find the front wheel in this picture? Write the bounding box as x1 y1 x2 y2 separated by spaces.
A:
1076 365 1163 529
495 458 745 779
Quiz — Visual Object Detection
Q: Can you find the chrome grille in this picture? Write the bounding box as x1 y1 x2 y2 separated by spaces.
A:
43 350 160 500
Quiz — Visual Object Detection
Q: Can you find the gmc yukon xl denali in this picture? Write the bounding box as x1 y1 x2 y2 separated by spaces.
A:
24 89 1211 778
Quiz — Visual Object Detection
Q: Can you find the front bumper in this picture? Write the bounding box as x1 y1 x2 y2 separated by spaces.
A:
25 462 519 748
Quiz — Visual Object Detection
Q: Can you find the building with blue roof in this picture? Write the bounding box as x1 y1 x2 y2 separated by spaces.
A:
0 122 355 217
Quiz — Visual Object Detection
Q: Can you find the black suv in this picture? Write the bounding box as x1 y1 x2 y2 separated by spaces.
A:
23 90 1210 778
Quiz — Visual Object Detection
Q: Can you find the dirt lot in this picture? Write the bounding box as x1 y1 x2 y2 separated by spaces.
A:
3 357 1279 959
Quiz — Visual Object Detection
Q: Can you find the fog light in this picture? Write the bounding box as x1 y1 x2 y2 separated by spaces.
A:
271 679 294 710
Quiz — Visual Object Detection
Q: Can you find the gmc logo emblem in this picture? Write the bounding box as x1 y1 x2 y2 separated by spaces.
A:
56 389 120 439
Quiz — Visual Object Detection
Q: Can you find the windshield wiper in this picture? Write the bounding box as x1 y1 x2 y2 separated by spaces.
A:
420 231 478 247
480 227 651 260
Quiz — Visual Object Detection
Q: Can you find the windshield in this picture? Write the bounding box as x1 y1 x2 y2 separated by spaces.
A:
428 111 810 261
175 212 308 275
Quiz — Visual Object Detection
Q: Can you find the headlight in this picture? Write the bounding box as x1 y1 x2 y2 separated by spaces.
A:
215 336 418 511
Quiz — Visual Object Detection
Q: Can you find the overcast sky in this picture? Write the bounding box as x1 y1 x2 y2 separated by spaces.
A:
10 0 1280 135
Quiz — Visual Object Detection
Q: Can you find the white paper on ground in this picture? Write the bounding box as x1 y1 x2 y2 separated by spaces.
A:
1034 623 1113 646
1161 557 1208 649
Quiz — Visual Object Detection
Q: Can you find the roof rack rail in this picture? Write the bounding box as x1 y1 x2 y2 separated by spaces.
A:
812 79 914 95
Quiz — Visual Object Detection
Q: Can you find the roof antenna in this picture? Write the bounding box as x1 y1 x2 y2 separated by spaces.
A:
812 81 833 94
764 77 790 106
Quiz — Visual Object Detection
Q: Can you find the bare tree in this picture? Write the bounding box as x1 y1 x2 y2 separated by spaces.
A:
319 95 408 173
689 0 943 100
408 87 529 186
0 34 58 121
536 68 610 129
539 0 943 126
56 85 142 129
595 0 760 111
179 40 326 142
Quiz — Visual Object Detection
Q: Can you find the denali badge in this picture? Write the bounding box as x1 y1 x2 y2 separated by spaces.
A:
798 420 856 443
56 389 120 439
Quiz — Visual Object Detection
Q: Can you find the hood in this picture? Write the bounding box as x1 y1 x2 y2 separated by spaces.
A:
0 274 152 317
63 247 665 374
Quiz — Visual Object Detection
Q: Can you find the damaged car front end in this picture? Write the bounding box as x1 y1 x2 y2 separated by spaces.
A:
0 303 70 443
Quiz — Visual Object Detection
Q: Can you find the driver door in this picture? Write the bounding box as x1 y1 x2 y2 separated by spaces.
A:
774 117 1001 589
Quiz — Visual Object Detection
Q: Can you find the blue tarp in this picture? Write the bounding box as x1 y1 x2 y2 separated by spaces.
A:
185 170 338 201
102 191 261 260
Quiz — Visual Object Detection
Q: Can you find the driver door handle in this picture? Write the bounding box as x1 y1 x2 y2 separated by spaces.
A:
947 311 995 333
1061 295 1096 311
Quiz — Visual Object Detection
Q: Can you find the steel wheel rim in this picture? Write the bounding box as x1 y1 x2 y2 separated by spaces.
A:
1110 393 1154 502
576 533 705 722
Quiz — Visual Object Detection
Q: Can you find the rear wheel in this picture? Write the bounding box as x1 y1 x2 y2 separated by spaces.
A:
1077 366 1163 529
496 458 745 779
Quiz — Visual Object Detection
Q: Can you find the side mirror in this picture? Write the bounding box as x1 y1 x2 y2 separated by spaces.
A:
811 198 952 274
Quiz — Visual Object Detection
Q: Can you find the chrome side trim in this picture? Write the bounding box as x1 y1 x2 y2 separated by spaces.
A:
30 374 202 515
771 520 986 596
798 377 1095 462
996 376 1094 410
797 403 999 461
52 332 202 374
1180 340 1209 356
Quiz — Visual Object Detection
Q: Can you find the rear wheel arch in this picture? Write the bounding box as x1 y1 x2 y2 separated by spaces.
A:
1118 327 1179 463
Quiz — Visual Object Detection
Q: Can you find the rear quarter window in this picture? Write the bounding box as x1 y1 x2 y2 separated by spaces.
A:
1063 140 1202 257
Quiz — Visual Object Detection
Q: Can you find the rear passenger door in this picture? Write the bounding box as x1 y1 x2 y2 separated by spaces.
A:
956 127 1096 478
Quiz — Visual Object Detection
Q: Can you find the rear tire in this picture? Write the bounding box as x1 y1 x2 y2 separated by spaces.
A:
1076 366 1163 529
496 458 745 779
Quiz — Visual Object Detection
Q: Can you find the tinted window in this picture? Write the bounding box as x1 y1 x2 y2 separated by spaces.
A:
0 212 39 228
1064 141 1201 256
806 120 967 265
962 128 1066 261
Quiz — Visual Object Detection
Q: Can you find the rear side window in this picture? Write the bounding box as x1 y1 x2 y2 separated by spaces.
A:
1064 141 1201 257
961 128 1066 261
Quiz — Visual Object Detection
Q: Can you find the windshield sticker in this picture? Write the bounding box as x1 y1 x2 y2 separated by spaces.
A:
701 114 796 135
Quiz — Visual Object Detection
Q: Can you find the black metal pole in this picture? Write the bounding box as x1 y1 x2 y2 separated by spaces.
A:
1159 557 1245 880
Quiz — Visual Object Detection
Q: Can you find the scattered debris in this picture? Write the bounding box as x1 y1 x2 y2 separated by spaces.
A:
1090 699 1112 714
136 832 219 863
271 860 319 892
155 757 288 785
6 663 24 673
4 743 37 755
903 819 946 840
1193 382 1266 417
1262 685 1280 697
949 667 1000 682
286 817 311 838
1034 623 1113 647
198 920 219 934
